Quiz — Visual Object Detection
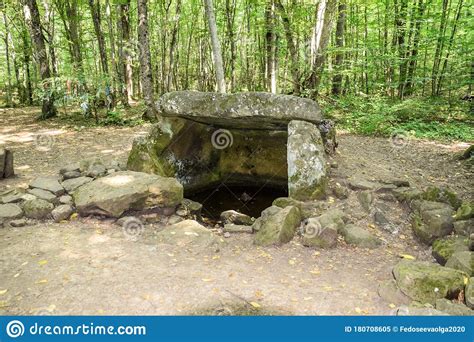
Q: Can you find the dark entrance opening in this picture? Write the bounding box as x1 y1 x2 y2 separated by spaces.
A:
187 184 288 221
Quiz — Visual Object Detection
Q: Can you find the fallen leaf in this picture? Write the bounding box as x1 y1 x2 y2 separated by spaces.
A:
13 273 20 278
38 260 48 266
0 289 8 295
399 254 415 260
36 279 48 284
201 278 213 282
389 303 396 309
309 270 320 275
354 307 362 314
249 302 261 308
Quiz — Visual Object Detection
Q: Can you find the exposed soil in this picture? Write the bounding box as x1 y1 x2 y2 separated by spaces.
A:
0 107 472 315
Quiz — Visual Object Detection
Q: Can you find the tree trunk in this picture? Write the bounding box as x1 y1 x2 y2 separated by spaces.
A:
23 0 56 119
119 0 133 103
265 0 278 93
2 11 13 107
275 0 299 95
88 0 108 75
308 0 337 98
332 2 346 96
138 0 156 120
204 0 226 93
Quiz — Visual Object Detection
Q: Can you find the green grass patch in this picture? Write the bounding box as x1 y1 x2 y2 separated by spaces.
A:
322 95 473 142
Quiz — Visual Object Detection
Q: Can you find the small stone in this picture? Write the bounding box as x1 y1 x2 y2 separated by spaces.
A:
59 195 73 205
223 232 231 238
61 177 93 193
51 205 74 222
348 179 380 191
9 218 27 227
179 199 203 219
30 177 65 196
453 219 474 236
301 218 338 248
331 183 348 199
23 199 54 219
0 203 24 221
86 162 107 178
59 163 80 175
0 190 24 204
435 299 474 316
223 224 253 234
432 236 469 265
62 170 82 180
340 224 381 249
254 206 301 246
26 188 58 203
445 251 473 276
220 210 253 226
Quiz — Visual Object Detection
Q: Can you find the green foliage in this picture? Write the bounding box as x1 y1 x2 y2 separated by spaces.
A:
323 95 473 141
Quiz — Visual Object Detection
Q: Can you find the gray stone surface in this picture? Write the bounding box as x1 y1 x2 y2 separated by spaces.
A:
73 171 183 218
340 224 381 249
445 251 473 276
435 299 473 316
51 204 74 222
412 200 454 244
30 177 65 196
0 203 23 221
61 177 93 193
254 206 301 246
220 210 253 226
466 278 474 309
287 120 327 201
223 224 253 234
23 199 54 219
158 91 323 130
26 188 57 203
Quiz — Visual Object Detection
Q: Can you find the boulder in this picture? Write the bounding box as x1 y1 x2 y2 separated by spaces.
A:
26 188 57 203
156 220 223 251
287 120 327 201
59 163 80 175
254 206 301 246
340 224 381 249
422 186 462 210
454 202 473 221
432 236 469 265
0 203 23 223
435 299 474 316
220 210 253 226
272 197 327 219
317 208 346 231
445 251 473 276
30 177 64 196
466 278 474 309
157 91 323 130
59 195 73 205
0 189 24 204
51 204 74 222
252 206 282 232
412 200 454 244
61 177 93 193
23 199 54 219
73 171 183 218
392 187 424 203
454 219 474 236
301 217 337 248
392 260 467 304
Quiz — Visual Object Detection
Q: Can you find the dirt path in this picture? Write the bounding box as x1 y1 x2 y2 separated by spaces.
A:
0 107 472 315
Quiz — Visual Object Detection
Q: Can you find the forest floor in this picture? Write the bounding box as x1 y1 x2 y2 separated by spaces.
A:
0 107 472 315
